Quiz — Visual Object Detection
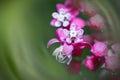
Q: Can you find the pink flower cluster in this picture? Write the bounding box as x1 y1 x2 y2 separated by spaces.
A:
47 0 120 73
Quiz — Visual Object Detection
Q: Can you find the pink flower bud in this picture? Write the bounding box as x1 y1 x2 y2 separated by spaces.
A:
105 55 120 72
85 56 105 71
91 41 108 57
80 1 98 16
71 18 86 29
89 14 106 30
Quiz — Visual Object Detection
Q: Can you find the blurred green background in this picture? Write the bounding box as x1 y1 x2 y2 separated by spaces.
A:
0 0 120 80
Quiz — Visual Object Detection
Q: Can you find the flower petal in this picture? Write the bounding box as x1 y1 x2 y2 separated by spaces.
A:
52 46 63 56
71 18 86 29
56 28 68 42
50 19 61 27
66 37 72 44
56 4 66 12
62 43 73 55
52 12 59 18
77 28 84 36
75 42 92 49
47 38 59 48
63 21 69 27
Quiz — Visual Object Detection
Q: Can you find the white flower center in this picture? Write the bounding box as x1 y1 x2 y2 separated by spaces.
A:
52 8 71 27
58 14 65 21
69 30 77 38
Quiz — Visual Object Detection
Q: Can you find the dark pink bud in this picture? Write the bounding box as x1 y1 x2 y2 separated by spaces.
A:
72 45 82 56
91 41 108 57
66 60 80 74
85 56 104 71
89 14 106 30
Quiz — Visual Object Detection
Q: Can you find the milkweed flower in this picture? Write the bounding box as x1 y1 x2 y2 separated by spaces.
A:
51 4 79 27
56 23 84 44
47 0 116 74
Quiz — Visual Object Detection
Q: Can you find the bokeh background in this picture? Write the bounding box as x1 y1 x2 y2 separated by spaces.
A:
0 0 120 80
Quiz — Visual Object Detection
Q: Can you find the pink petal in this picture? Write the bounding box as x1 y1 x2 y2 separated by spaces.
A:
56 4 66 12
75 42 92 49
47 38 59 48
66 37 72 44
56 28 68 42
62 43 73 55
69 10 79 17
71 18 86 29
65 0 80 13
50 19 58 26
72 45 82 56
91 41 108 57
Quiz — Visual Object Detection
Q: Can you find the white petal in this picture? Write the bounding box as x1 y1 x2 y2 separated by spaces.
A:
58 15 64 21
55 21 61 27
70 24 76 30
63 21 69 27
74 38 83 43
52 46 63 56
63 29 69 36
78 29 84 35
67 56 72 65
52 12 59 18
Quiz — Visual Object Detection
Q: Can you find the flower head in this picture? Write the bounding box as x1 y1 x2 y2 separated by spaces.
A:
51 4 79 27
56 23 84 44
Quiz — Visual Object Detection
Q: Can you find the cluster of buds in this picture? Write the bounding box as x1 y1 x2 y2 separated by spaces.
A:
47 0 120 74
